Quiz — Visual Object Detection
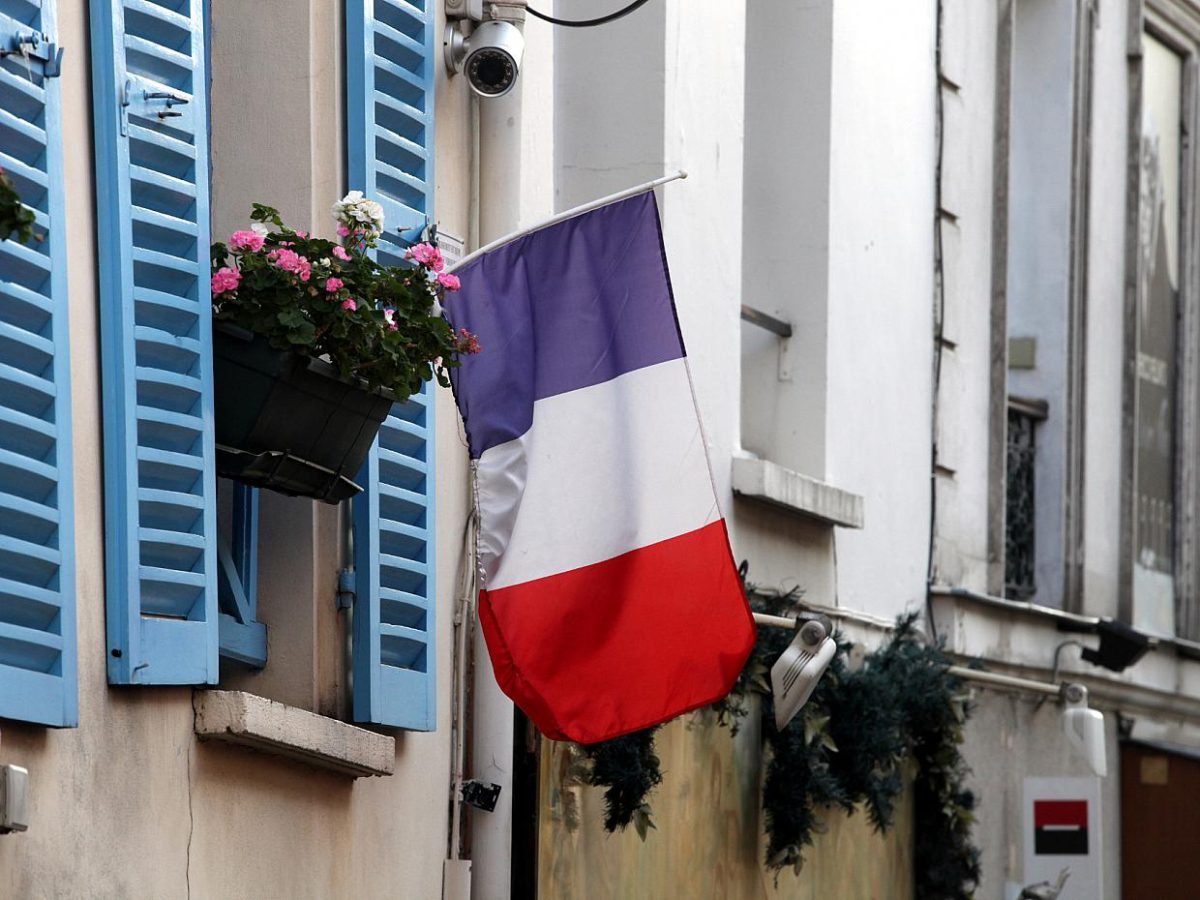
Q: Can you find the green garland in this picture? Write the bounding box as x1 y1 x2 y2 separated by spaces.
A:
0 168 37 245
570 588 980 898
579 726 663 840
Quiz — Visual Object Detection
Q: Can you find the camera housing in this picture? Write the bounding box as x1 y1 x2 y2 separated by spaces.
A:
444 20 525 98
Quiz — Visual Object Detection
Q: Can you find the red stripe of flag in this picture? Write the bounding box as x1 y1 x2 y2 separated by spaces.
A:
479 520 755 745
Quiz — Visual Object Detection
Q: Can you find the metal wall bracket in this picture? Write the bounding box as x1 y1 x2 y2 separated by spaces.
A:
336 569 356 611
740 304 794 382
0 765 29 834
461 780 501 812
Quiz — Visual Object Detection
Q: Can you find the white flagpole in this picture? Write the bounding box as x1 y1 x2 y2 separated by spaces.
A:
446 169 688 273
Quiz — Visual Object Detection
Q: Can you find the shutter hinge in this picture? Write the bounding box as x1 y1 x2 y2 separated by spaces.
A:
336 569 356 610
0 30 64 78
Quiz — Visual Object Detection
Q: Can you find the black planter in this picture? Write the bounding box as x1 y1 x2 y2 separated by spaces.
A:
212 323 395 503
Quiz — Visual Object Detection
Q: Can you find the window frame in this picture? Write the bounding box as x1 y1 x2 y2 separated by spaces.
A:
1119 0 1200 639
992 0 1096 612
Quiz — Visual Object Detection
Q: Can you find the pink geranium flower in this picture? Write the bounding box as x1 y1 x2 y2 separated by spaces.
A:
341 298 357 311
211 266 241 294
268 247 312 282
437 273 461 292
405 242 445 272
383 308 398 332
332 246 352 262
325 277 344 293
229 230 265 253
337 224 350 237
455 327 481 354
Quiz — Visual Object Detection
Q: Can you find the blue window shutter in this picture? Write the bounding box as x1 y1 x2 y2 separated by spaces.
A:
0 0 77 727
91 0 218 684
347 0 435 260
347 0 437 730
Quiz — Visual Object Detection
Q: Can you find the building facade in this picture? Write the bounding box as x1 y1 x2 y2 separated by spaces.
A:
2 0 1200 898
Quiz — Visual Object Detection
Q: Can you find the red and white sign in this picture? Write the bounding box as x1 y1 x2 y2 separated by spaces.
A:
1021 778 1103 899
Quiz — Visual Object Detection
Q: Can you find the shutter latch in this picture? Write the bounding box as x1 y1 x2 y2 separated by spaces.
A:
121 78 193 135
0 30 64 78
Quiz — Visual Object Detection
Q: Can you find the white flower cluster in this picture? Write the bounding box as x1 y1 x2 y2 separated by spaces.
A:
332 191 385 236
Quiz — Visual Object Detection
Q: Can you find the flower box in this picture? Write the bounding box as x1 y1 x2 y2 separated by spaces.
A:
213 322 393 503
208 195 478 503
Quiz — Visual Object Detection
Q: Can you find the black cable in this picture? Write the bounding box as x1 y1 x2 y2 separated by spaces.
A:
926 0 947 643
526 0 653 28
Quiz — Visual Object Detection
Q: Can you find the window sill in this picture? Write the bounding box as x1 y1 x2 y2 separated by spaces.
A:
192 690 395 778
731 457 864 529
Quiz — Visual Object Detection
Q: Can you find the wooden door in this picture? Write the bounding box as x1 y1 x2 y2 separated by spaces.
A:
1121 741 1200 898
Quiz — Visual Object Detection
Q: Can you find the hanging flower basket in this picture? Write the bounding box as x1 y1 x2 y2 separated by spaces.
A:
209 195 479 503
213 322 394 503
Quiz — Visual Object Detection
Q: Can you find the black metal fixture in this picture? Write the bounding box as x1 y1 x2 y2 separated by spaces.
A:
1054 617 1153 676
1080 618 1152 672
461 780 502 812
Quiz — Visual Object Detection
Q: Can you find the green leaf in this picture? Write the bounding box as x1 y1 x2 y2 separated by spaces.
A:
804 713 830 746
276 308 306 328
632 805 656 842
250 203 283 228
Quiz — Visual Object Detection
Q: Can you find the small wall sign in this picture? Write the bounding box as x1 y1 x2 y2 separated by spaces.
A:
1021 777 1103 899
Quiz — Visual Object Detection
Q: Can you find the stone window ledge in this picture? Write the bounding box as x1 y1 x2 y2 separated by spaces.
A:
193 690 395 778
731 457 864 529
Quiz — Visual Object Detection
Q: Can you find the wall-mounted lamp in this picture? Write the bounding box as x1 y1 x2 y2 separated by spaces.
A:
1061 683 1106 777
769 615 836 730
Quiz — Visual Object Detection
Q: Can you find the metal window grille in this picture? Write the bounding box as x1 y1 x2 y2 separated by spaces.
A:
1005 398 1046 600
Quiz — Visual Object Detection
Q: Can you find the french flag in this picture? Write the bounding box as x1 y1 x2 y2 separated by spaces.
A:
443 191 755 744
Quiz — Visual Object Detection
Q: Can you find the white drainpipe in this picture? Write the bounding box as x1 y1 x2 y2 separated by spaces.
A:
449 4 526 899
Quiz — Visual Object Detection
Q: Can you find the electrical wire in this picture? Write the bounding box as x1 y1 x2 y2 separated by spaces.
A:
526 0 653 28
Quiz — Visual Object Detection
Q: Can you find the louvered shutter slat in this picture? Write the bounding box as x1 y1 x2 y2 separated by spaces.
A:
0 0 77 727
92 0 217 684
348 0 433 261
0 98 48 142
347 0 437 730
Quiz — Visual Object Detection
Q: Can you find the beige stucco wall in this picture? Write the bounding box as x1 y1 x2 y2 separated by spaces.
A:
0 1 474 897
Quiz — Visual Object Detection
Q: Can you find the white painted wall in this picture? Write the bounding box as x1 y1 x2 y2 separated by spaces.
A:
740 0 833 480
820 1 937 621
932 0 1003 595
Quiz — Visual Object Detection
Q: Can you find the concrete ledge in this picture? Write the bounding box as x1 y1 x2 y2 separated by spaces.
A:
193 690 395 778
731 457 864 529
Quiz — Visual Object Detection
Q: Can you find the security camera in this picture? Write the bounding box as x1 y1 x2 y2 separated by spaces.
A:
1062 684 1106 777
444 20 525 98
770 617 836 730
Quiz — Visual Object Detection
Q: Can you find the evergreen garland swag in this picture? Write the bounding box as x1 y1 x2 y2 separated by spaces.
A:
0 168 37 245
567 590 980 899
